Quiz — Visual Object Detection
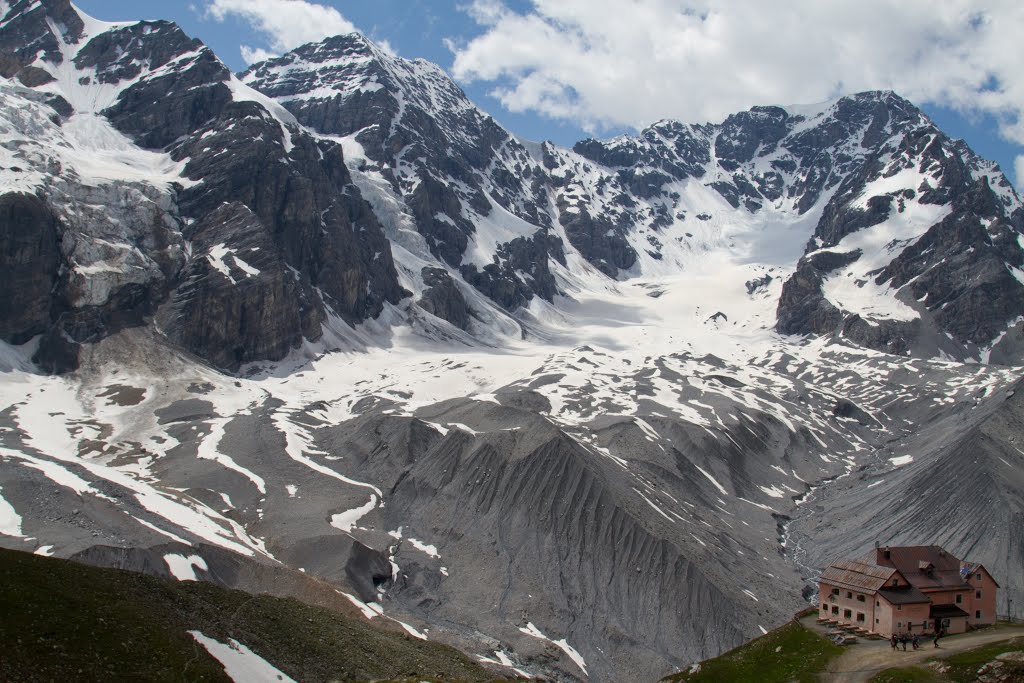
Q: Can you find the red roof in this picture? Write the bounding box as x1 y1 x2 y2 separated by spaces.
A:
820 558 898 592
874 546 970 591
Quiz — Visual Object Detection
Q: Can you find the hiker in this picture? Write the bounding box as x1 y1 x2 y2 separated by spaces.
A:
890 633 898 650
912 633 920 650
900 632 908 651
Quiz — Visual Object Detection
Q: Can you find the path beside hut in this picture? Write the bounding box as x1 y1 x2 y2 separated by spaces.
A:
798 615 1024 682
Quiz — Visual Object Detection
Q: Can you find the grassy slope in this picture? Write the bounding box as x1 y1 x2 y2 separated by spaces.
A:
869 635 1024 682
662 620 844 683
0 547 508 682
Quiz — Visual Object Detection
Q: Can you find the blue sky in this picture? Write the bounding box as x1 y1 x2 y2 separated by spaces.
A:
75 1 1024 190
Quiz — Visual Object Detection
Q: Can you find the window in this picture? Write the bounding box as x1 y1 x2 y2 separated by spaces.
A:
846 591 852 599
892 579 898 586
897 622 903 628
876 601 880 606
875 618 879 624
857 595 866 602
856 613 865 623
897 605 902 611
976 610 982 619
844 609 852 619
956 594 962 604
976 590 982 599
976 574 982 582
832 606 839 615
832 588 840 595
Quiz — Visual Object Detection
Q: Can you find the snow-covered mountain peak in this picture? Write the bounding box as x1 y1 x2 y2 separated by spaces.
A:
240 32 479 123
2 0 204 83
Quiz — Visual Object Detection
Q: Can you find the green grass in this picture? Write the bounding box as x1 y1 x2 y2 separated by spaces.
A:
662 620 844 683
868 667 945 682
938 635 1024 682
0 547 510 682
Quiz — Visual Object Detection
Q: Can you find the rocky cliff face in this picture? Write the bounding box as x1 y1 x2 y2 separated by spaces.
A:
0 0 404 372
241 34 564 314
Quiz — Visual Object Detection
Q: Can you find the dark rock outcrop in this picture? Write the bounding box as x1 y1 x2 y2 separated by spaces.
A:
157 203 325 371
776 250 861 337
461 232 564 311
345 540 394 603
558 206 637 277
418 267 472 330
0 193 60 344
172 101 405 323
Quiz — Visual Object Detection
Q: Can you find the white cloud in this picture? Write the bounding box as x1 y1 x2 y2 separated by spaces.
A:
205 0 358 63
1016 155 1024 193
239 44 277 64
450 0 1024 145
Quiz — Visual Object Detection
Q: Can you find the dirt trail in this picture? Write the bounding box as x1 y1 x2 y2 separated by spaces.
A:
798 617 1024 682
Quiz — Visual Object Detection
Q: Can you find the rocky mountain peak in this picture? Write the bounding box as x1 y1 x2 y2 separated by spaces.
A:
0 0 85 76
240 32 476 126
241 32 563 315
240 32 388 102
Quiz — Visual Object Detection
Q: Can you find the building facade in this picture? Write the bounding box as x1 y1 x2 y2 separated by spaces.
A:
818 545 999 637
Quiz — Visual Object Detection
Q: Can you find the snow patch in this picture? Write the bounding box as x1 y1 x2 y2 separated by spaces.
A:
407 537 440 558
0 485 23 537
163 553 208 581
331 495 377 532
189 631 296 683
518 622 587 675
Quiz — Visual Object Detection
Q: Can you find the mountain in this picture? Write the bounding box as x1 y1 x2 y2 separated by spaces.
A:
0 0 405 373
0 2 1023 682
240 32 564 323
560 94 1024 359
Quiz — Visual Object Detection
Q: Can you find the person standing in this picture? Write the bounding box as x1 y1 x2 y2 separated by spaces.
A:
900 633 908 651
891 633 898 650
912 633 920 650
